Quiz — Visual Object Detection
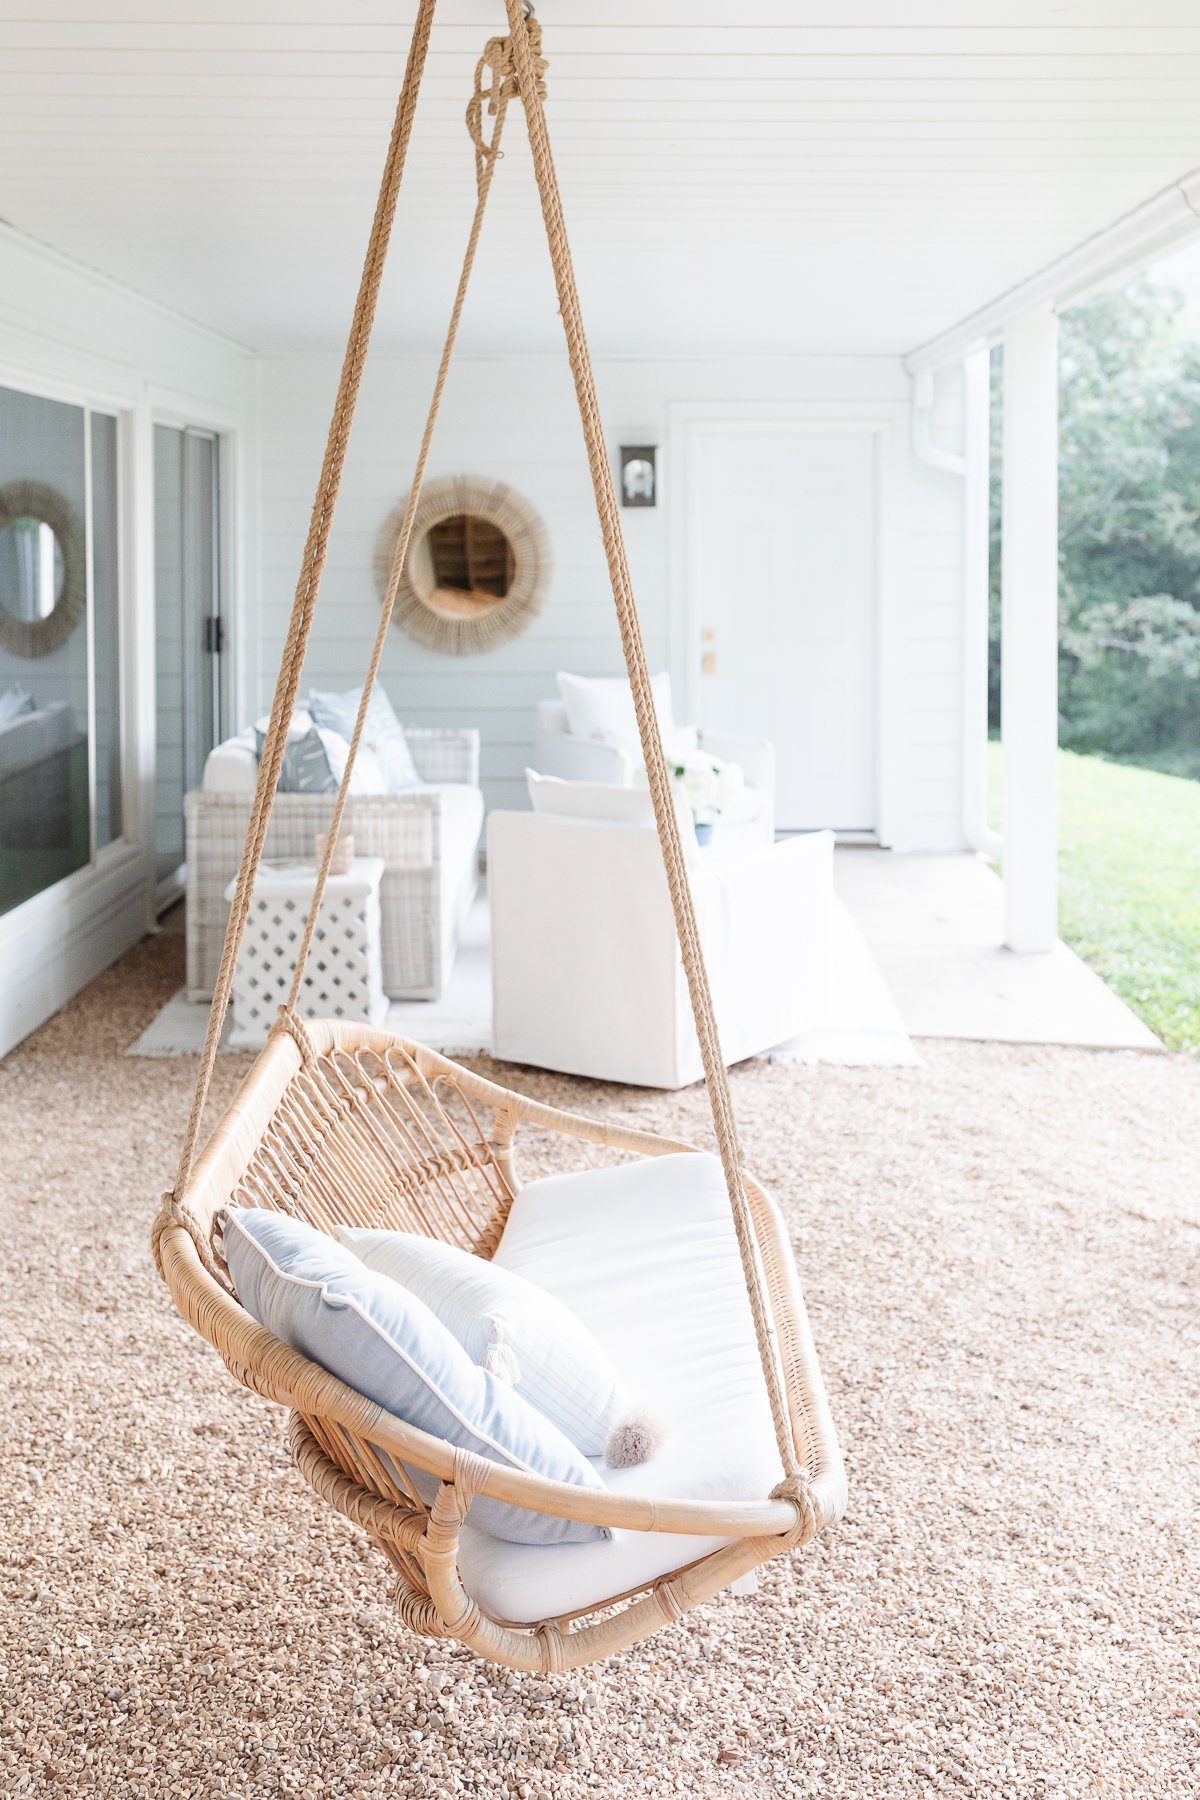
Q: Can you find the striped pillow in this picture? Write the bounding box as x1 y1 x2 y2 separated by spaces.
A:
223 1207 607 1546
337 1228 655 1466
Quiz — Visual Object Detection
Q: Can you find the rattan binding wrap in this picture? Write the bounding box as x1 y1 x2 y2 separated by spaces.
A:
156 1019 846 1672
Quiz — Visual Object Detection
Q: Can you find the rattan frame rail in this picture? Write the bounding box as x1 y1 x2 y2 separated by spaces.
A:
154 1018 846 1672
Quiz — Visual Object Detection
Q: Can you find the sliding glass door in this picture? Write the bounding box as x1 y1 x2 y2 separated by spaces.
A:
0 382 124 917
154 424 222 897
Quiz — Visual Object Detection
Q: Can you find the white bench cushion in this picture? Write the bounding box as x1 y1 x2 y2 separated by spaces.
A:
456 1152 785 1624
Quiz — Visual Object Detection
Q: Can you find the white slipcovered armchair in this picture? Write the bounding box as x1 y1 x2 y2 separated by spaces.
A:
533 672 775 848
534 699 775 802
488 808 833 1089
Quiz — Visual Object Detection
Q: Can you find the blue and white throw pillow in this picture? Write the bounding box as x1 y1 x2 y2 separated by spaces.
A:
255 725 337 794
337 1228 658 1467
221 1207 608 1546
309 686 422 792
255 720 388 796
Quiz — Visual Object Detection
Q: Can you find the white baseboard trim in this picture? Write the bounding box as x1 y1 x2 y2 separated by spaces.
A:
0 847 149 1057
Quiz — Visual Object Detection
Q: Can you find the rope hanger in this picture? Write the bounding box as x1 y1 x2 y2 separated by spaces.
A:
169 0 809 1503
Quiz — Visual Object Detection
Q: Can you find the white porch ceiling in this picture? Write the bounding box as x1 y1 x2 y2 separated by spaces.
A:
2 1 1200 357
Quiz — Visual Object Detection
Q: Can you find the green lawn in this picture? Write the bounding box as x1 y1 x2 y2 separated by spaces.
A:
988 744 1200 1053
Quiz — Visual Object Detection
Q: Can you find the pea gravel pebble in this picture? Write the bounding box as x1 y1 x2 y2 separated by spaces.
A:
2 922 1198 1799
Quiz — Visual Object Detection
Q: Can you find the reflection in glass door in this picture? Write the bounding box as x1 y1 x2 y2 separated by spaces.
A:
0 383 123 918
154 425 221 898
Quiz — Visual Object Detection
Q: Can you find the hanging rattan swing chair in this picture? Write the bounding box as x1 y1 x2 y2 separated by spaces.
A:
152 0 846 1674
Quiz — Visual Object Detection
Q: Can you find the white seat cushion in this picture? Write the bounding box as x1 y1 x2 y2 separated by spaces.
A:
456 1152 785 1624
429 781 485 871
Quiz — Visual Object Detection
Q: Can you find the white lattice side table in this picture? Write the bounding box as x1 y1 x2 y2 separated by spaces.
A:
223 856 389 1050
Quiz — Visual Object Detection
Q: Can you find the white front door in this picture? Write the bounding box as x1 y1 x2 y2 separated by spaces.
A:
691 427 877 834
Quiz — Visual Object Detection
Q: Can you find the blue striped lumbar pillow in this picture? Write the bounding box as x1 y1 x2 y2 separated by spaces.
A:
336 1228 660 1468
221 1207 608 1546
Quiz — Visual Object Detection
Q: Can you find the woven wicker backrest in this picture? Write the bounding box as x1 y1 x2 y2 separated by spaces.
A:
217 1043 516 1274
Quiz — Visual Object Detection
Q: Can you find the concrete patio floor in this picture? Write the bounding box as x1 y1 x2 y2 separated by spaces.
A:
834 847 1162 1052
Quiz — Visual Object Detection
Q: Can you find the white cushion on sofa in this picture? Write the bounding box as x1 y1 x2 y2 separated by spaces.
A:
526 769 698 848
455 1152 785 1624
556 671 684 759
527 769 654 826
427 781 485 876
202 730 258 794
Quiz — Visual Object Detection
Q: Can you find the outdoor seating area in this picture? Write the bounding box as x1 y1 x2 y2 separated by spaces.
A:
2 1 1199 1793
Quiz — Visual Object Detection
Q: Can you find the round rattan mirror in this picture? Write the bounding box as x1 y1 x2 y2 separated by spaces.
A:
0 481 86 659
375 475 550 655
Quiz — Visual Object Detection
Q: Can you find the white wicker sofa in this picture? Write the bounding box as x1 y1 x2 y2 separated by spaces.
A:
185 725 482 1003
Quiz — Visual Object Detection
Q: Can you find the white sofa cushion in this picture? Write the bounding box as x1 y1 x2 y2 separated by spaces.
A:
203 714 313 795
455 1152 785 1623
202 733 258 794
556 670 693 761
335 1228 644 1461
527 768 653 826
526 769 698 848
426 781 484 881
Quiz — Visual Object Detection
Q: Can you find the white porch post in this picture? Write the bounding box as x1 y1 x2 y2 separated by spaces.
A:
961 342 1000 858
1001 307 1059 953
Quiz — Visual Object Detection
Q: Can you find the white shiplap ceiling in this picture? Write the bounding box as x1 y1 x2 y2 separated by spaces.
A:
2 1 1200 357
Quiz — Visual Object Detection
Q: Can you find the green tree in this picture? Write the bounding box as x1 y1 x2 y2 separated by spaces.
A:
989 280 1200 775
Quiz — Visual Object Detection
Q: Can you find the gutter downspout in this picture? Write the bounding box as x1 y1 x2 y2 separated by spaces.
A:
911 360 1003 860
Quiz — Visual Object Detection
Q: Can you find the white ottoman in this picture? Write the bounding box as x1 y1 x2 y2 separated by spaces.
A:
224 856 389 1049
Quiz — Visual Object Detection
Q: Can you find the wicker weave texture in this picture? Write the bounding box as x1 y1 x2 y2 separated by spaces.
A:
185 729 480 1002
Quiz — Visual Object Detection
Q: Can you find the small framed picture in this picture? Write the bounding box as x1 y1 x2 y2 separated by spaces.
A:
619 445 657 508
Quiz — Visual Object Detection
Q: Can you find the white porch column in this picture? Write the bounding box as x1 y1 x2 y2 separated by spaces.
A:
961 342 1000 858
1001 307 1059 953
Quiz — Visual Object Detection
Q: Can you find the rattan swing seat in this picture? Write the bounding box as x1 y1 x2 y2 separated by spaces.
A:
155 1021 845 1671
153 0 846 1674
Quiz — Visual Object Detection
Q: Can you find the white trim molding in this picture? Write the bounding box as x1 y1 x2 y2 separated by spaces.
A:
906 167 1200 374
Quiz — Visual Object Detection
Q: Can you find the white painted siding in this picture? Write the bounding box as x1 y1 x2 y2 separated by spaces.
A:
257 351 965 848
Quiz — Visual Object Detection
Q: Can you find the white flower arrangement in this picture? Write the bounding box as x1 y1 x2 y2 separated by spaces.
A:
666 750 744 824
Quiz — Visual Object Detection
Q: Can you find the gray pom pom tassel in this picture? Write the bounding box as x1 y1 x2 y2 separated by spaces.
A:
604 1410 667 1469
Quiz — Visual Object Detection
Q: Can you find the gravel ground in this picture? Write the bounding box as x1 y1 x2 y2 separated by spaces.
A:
2 923 1198 1799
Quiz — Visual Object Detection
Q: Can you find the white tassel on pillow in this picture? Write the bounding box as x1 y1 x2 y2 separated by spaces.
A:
480 1319 522 1386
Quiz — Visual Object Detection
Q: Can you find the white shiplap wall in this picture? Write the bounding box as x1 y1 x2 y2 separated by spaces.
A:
257 350 966 848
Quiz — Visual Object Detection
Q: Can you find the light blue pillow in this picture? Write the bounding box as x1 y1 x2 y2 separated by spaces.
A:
254 725 337 795
309 687 421 792
337 1228 649 1464
221 1207 607 1546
